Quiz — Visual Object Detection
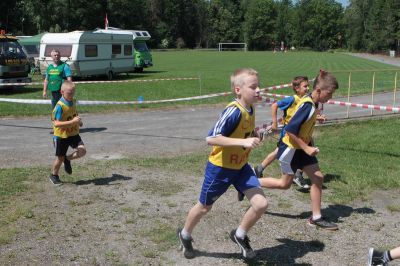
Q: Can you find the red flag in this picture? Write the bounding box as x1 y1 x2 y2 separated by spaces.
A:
105 13 109 29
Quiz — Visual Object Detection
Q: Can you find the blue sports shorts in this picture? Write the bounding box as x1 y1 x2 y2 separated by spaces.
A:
199 161 260 205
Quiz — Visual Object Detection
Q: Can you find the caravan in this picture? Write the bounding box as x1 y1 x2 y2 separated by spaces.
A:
39 31 135 79
94 28 153 72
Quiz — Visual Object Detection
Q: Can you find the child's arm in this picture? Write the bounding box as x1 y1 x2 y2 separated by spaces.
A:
53 116 81 128
286 132 319 156
271 102 279 130
207 135 260 148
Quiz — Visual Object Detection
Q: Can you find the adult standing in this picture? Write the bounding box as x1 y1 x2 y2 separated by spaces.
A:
42 49 72 110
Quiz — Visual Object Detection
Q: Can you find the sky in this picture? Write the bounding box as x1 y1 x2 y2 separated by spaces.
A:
337 0 349 7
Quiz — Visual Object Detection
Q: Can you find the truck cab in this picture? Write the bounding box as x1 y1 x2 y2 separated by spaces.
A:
0 32 31 88
132 31 153 72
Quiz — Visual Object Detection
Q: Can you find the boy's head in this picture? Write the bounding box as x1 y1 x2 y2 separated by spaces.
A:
312 69 338 103
292 76 309 97
61 81 76 101
230 68 260 105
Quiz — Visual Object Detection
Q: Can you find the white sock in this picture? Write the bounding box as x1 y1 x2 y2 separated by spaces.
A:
235 227 247 239
312 214 322 221
181 228 191 240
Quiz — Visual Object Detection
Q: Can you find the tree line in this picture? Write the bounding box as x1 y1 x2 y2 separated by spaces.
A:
1 0 399 52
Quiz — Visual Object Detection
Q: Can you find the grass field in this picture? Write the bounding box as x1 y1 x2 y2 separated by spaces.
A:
0 51 399 117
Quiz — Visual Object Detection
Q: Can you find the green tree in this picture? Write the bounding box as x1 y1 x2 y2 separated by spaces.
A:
243 0 276 50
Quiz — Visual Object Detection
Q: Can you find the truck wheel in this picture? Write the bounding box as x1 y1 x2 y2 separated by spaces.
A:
107 71 114 80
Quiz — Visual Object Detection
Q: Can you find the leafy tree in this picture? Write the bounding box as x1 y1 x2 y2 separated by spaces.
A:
243 0 276 50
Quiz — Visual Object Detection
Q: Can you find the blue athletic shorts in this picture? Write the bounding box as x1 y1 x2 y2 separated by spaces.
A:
277 141 318 175
199 161 260 206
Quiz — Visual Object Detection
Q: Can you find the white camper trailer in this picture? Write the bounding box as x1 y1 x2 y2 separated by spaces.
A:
39 31 135 79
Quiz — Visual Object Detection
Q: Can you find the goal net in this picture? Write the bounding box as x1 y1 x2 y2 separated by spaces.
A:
218 43 247 52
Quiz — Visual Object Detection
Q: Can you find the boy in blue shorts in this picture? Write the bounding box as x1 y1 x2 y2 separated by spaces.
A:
259 70 339 230
177 68 268 260
49 81 86 185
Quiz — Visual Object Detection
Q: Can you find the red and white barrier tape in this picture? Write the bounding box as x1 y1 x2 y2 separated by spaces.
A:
0 77 199 86
0 91 232 105
261 92 400 113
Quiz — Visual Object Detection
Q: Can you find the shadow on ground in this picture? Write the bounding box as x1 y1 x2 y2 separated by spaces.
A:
194 238 324 265
266 204 375 223
73 173 132 185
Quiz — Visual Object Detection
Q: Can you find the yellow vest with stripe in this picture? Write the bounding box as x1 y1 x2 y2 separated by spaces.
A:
208 101 255 169
282 95 302 126
52 100 79 138
282 96 316 148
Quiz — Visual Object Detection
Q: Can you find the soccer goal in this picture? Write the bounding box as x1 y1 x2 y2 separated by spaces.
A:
218 43 247 52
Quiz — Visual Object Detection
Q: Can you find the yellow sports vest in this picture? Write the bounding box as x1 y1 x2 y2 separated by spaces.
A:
52 100 79 138
282 96 316 148
282 95 301 125
208 101 255 169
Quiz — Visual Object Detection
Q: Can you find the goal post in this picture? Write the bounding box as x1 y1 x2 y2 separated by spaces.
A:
218 43 247 52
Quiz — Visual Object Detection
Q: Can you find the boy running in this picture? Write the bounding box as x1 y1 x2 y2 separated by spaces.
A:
258 70 339 230
177 68 268 260
49 81 86 185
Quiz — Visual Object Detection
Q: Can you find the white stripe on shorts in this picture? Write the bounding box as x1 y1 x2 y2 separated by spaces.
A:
278 147 295 175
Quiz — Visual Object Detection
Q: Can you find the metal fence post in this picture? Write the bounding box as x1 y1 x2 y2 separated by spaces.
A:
371 72 375 116
394 72 397 111
346 72 351 119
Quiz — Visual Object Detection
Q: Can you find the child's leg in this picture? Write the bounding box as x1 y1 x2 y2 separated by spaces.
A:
239 187 268 231
258 173 294 189
67 144 86 160
260 148 278 169
303 163 323 218
183 202 212 234
52 156 64 175
390 246 400 260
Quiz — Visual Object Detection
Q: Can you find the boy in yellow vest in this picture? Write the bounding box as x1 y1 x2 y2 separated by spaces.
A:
253 76 310 189
49 81 86 185
259 70 339 230
177 68 268 260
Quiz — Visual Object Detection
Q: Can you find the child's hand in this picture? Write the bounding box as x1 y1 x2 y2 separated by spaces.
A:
243 137 260 148
72 116 81 125
305 146 319 156
316 114 326 122
271 122 278 131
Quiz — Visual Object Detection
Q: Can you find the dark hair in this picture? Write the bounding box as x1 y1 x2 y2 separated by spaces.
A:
292 76 308 93
313 69 338 91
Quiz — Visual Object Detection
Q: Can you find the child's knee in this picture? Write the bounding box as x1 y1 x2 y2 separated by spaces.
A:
77 146 86 157
251 195 268 214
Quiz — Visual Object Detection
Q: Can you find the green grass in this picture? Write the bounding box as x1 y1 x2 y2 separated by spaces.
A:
1 51 399 116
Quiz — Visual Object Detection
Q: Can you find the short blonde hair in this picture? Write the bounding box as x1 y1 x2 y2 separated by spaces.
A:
230 68 258 93
61 80 75 92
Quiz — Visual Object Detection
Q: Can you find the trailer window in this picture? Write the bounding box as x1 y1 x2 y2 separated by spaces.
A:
44 45 72 57
112 44 121 54
124 45 132 56
85 45 98 57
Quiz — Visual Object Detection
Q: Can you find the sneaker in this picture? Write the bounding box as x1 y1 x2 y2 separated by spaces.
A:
367 248 389 266
237 191 245 202
49 174 62 186
253 164 264 178
229 229 256 259
177 228 195 259
293 171 310 189
307 216 338 230
64 157 72 175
